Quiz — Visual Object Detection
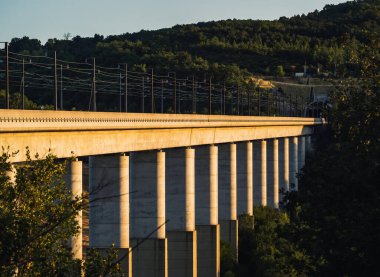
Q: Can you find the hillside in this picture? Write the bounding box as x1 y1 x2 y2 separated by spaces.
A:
8 0 379 80
2 0 379 109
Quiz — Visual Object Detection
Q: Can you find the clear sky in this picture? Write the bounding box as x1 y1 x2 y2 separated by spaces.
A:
0 0 348 43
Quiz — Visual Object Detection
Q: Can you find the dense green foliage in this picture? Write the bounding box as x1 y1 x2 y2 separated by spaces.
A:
8 0 380 78
0 151 126 276
282 42 380 276
226 38 380 277
0 150 80 275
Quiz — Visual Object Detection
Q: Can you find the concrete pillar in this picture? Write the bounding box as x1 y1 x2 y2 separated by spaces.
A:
306 135 312 154
195 145 220 277
298 136 306 172
65 159 83 260
267 139 279 209
254 140 267 206
237 142 253 216
166 147 196 277
130 150 167 277
279 137 290 193
289 137 299 190
89 154 131 275
218 143 238 260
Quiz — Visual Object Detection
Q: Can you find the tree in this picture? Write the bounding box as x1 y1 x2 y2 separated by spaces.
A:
275 65 286 77
0 149 81 275
283 39 380 276
0 149 124 276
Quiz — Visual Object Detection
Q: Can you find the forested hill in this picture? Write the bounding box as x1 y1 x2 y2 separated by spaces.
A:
8 0 380 81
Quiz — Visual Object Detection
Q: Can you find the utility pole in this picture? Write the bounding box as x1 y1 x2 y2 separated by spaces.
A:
192 76 196 114
60 64 63 110
258 88 261 116
125 64 128 112
4 42 9 109
161 79 164 113
141 76 145 113
151 68 154 113
92 58 96 111
223 83 226 115
22 58 25 109
237 84 240 115
119 67 122 112
54 51 58 110
173 73 177 113
209 77 212 115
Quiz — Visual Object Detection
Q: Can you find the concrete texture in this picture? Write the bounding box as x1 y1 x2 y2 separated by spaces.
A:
253 140 267 206
237 142 253 216
195 145 218 225
298 136 306 171
167 230 197 277
131 238 167 277
279 137 290 194
289 137 299 190
166 148 195 231
267 139 279 209
196 225 220 277
0 109 320 163
220 219 238 261
219 143 237 221
130 151 165 239
65 159 83 259
89 155 129 248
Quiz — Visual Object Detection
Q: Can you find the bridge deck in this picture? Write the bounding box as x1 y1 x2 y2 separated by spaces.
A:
0 109 322 162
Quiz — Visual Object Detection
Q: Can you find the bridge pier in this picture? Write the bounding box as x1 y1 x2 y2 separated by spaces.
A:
306 135 312 154
89 154 132 276
289 137 299 190
267 139 279 209
254 140 267 207
166 148 197 277
130 151 167 277
195 145 220 277
65 159 83 260
219 143 238 260
279 137 290 194
298 136 306 173
237 141 253 217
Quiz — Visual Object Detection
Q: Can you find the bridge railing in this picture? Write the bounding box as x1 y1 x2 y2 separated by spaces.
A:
0 48 320 117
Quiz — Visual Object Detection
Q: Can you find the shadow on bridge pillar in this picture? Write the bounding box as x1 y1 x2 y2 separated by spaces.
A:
267 139 279 209
218 143 238 261
253 140 267 207
166 148 197 277
130 150 168 277
89 155 132 276
195 145 220 277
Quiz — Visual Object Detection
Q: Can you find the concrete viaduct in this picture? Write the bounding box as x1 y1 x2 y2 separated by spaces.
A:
0 109 322 277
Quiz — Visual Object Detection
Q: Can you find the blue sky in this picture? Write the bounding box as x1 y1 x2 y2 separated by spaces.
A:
0 0 347 43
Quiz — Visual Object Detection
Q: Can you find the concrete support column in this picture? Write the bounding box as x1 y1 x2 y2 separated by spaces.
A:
298 136 306 172
267 139 279 209
166 147 196 277
279 137 290 193
130 150 167 277
65 159 83 260
289 137 299 190
89 154 131 276
195 145 220 277
237 142 253 216
306 135 312 154
254 140 267 206
219 143 238 260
